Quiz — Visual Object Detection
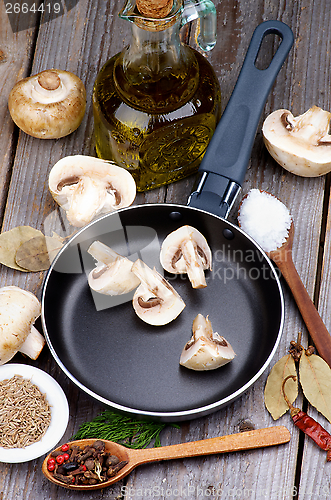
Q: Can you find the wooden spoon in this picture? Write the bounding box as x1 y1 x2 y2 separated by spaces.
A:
267 221 331 368
42 426 290 490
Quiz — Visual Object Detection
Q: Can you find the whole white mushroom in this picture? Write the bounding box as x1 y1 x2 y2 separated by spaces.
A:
0 286 45 365
8 69 86 139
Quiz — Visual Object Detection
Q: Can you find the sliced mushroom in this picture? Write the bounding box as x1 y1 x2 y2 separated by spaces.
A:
87 241 140 295
49 155 136 227
8 69 86 139
0 286 45 365
262 106 331 177
132 259 185 326
160 225 212 288
180 314 236 371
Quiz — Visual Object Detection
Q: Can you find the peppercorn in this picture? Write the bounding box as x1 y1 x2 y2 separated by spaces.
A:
46 440 123 486
56 455 65 465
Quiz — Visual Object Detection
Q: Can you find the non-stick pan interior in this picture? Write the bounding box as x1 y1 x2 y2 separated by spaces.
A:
42 204 284 421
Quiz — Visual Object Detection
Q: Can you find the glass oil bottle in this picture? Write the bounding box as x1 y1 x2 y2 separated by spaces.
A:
93 0 221 191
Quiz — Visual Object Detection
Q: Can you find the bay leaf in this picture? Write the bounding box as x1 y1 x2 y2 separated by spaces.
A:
0 226 44 271
264 354 298 420
45 235 64 263
15 235 64 272
299 352 331 423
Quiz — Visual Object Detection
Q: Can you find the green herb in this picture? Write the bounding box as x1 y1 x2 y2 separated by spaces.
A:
72 410 180 449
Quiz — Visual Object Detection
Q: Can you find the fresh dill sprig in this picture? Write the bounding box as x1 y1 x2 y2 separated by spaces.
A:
72 410 180 449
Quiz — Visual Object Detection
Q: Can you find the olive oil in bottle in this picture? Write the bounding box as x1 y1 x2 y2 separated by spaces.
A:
93 0 221 191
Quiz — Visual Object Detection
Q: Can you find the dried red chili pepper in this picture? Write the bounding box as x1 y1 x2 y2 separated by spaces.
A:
282 375 331 461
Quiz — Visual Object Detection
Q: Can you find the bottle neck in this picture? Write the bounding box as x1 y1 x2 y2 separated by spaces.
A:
124 21 189 77
114 20 199 112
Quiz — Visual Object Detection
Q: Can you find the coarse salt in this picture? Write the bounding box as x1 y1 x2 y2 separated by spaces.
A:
238 189 292 253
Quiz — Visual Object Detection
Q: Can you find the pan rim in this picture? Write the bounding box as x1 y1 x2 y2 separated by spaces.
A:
41 203 285 422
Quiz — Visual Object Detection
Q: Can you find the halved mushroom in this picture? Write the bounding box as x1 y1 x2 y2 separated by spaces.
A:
0 286 45 365
160 225 212 289
49 155 136 227
180 314 235 371
132 259 185 326
8 69 86 139
87 241 140 295
262 106 331 177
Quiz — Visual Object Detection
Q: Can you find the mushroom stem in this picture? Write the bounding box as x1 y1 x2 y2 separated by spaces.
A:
181 239 207 288
289 107 331 144
160 225 212 289
37 70 61 91
19 325 46 360
88 241 120 266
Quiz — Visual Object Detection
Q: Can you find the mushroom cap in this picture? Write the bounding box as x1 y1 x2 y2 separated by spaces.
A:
132 259 185 326
49 155 136 227
8 69 86 139
180 314 236 370
0 286 41 365
87 241 140 295
160 225 212 289
262 106 331 177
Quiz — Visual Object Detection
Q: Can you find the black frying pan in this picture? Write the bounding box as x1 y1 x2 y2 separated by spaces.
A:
42 21 293 422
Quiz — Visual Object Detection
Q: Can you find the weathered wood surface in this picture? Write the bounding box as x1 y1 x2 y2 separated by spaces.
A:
0 0 331 499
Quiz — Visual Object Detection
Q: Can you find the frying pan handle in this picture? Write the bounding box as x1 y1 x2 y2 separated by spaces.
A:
188 20 294 218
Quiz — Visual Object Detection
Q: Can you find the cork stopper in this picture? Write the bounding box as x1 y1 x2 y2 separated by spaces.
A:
136 0 174 18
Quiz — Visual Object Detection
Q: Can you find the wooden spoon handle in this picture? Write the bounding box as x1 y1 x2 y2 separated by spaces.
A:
276 256 331 367
130 426 290 466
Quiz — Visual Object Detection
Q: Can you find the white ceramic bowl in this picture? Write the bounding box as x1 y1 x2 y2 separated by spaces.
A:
0 363 69 463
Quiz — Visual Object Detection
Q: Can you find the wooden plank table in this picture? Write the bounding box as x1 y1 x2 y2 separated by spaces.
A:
1 1 331 498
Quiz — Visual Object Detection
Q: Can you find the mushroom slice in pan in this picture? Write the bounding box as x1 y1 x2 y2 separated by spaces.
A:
49 155 136 227
180 314 236 371
132 259 185 326
0 286 45 365
160 225 212 289
262 106 331 177
8 69 86 139
87 241 140 295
